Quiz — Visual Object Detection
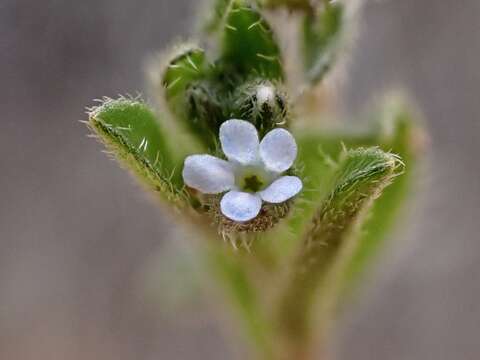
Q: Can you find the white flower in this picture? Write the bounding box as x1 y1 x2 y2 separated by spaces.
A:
183 119 302 222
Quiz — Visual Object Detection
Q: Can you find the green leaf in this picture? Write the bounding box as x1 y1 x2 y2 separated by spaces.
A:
268 128 378 260
341 101 423 293
276 147 400 344
163 45 207 101
218 0 284 83
87 97 187 205
302 2 344 83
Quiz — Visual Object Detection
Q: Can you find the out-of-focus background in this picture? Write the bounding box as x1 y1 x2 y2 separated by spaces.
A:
1 0 479 359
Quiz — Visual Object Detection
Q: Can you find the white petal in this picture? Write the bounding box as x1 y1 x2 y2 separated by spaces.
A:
259 176 302 203
259 128 297 172
220 191 262 222
183 155 234 194
219 119 259 165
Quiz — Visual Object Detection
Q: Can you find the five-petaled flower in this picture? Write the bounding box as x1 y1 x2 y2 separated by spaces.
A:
183 119 302 222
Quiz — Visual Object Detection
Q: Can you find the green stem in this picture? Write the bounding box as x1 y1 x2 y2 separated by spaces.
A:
208 244 275 359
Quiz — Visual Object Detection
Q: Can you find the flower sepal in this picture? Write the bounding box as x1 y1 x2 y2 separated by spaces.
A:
205 193 292 234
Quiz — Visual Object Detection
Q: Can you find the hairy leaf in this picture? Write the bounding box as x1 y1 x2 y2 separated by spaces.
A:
163 45 207 102
88 97 187 205
219 0 284 83
342 102 422 292
268 128 378 259
277 147 400 342
271 100 420 260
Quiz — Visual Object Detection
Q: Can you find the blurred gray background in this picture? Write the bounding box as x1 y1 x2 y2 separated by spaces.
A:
1 0 479 359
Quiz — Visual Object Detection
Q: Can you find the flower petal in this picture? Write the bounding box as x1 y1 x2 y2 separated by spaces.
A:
259 128 297 172
259 176 302 203
183 155 234 194
219 119 259 165
220 191 262 222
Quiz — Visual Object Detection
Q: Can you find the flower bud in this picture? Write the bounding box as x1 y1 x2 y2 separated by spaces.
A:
185 81 224 143
231 80 290 135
